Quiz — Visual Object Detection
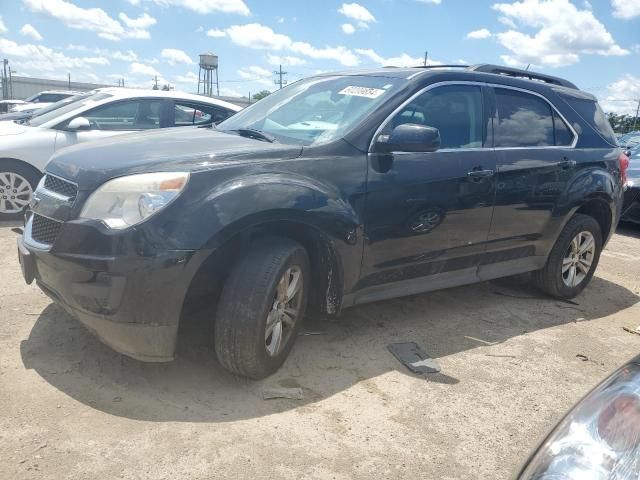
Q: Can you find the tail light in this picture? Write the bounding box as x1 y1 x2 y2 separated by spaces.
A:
619 152 630 186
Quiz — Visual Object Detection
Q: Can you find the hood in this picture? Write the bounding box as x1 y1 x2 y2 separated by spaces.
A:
46 126 303 190
0 120 28 136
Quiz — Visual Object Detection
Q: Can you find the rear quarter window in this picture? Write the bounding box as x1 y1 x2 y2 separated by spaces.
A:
560 96 617 146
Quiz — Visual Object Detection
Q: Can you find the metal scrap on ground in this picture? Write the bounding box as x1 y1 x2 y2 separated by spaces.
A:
262 387 304 400
388 342 441 374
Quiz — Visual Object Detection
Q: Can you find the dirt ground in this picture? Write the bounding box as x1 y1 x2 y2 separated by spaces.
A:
1 221 639 480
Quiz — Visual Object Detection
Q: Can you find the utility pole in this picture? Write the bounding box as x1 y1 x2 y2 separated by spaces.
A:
632 98 640 132
2 59 8 100
68 72 71 90
423 51 428 66
273 64 287 89
153 75 159 90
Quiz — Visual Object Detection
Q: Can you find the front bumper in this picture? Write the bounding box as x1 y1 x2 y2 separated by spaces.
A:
621 186 640 224
18 228 198 362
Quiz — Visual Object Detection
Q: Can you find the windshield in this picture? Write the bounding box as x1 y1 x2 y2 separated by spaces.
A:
29 92 113 127
218 75 404 146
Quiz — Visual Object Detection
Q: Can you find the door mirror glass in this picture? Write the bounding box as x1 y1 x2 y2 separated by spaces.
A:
66 116 91 131
377 124 441 153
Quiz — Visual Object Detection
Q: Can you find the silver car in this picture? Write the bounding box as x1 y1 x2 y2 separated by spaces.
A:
0 88 241 219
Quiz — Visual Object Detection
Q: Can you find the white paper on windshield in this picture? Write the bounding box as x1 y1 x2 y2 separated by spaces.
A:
338 86 386 99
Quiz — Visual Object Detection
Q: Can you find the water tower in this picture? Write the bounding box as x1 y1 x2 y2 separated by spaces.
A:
197 52 219 97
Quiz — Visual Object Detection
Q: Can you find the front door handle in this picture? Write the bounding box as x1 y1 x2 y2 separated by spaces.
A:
467 169 495 178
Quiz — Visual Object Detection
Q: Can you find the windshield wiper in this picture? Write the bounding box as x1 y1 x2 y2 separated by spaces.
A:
226 128 276 143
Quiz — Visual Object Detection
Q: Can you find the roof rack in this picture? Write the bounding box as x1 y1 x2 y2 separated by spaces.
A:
411 64 470 69
467 64 578 90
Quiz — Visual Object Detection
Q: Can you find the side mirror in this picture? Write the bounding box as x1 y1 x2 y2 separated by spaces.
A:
377 124 441 153
67 117 91 131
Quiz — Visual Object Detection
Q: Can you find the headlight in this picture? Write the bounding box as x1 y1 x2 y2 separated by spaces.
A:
517 357 640 479
80 172 189 229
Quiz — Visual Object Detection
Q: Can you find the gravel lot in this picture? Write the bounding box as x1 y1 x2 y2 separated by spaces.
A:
1 221 639 479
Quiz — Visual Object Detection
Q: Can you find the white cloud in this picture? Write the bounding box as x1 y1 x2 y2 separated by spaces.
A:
416 0 442 4
20 24 42 41
22 0 156 41
238 65 273 87
612 0 640 19
206 28 227 38
174 71 199 83
161 48 193 65
0 38 110 80
355 48 430 67
226 23 291 50
600 74 640 115
266 54 307 66
497 16 517 28
466 28 491 39
145 0 249 15
492 0 629 67
341 23 356 34
225 23 360 66
0 16 8 34
118 13 156 39
338 3 376 23
130 62 161 77
67 44 138 62
338 3 375 31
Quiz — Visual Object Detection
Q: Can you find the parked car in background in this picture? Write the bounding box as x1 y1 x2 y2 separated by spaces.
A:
515 354 640 478
8 90 79 113
619 131 640 149
621 144 640 225
17 64 626 379
0 88 241 218
0 99 27 114
0 91 94 123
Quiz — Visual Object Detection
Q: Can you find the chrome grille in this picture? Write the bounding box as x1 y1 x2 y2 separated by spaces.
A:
31 214 62 245
43 175 77 199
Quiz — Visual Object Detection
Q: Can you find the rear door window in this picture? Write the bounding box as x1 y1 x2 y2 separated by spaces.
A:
494 88 555 147
173 101 232 126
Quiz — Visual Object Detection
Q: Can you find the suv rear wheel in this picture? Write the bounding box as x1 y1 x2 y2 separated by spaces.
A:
214 238 309 379
533 214 602 299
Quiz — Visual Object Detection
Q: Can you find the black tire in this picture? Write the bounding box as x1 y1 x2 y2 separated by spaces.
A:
0 161 41 221
214 238 310 379
532 214 602 299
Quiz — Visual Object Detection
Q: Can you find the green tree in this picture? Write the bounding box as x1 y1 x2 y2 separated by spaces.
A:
253 90 271 101
607 112 638 134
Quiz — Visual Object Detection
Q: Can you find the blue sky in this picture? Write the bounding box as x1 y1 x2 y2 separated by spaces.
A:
0 0 638 113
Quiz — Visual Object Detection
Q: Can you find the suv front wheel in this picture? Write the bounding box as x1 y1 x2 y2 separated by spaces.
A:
214 238 309 379
533 214 602 299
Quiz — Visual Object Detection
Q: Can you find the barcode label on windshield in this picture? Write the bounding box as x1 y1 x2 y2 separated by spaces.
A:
338 86 386 99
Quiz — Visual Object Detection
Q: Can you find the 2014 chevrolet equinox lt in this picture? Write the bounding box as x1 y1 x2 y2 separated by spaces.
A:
17 65 628 379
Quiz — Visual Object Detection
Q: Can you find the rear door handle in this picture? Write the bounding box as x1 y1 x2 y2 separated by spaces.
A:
467 169 495 178
558 159 577 169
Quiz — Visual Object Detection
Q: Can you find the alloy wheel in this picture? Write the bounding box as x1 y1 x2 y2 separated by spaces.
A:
562 231 596 288
0 172 33 214
265 266 303 357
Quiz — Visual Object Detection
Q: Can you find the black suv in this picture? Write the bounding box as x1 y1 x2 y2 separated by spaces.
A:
18 65 627 378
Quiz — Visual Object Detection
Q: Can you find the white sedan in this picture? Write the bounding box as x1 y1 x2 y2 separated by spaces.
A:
9 90 79 113
0 88 241 219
